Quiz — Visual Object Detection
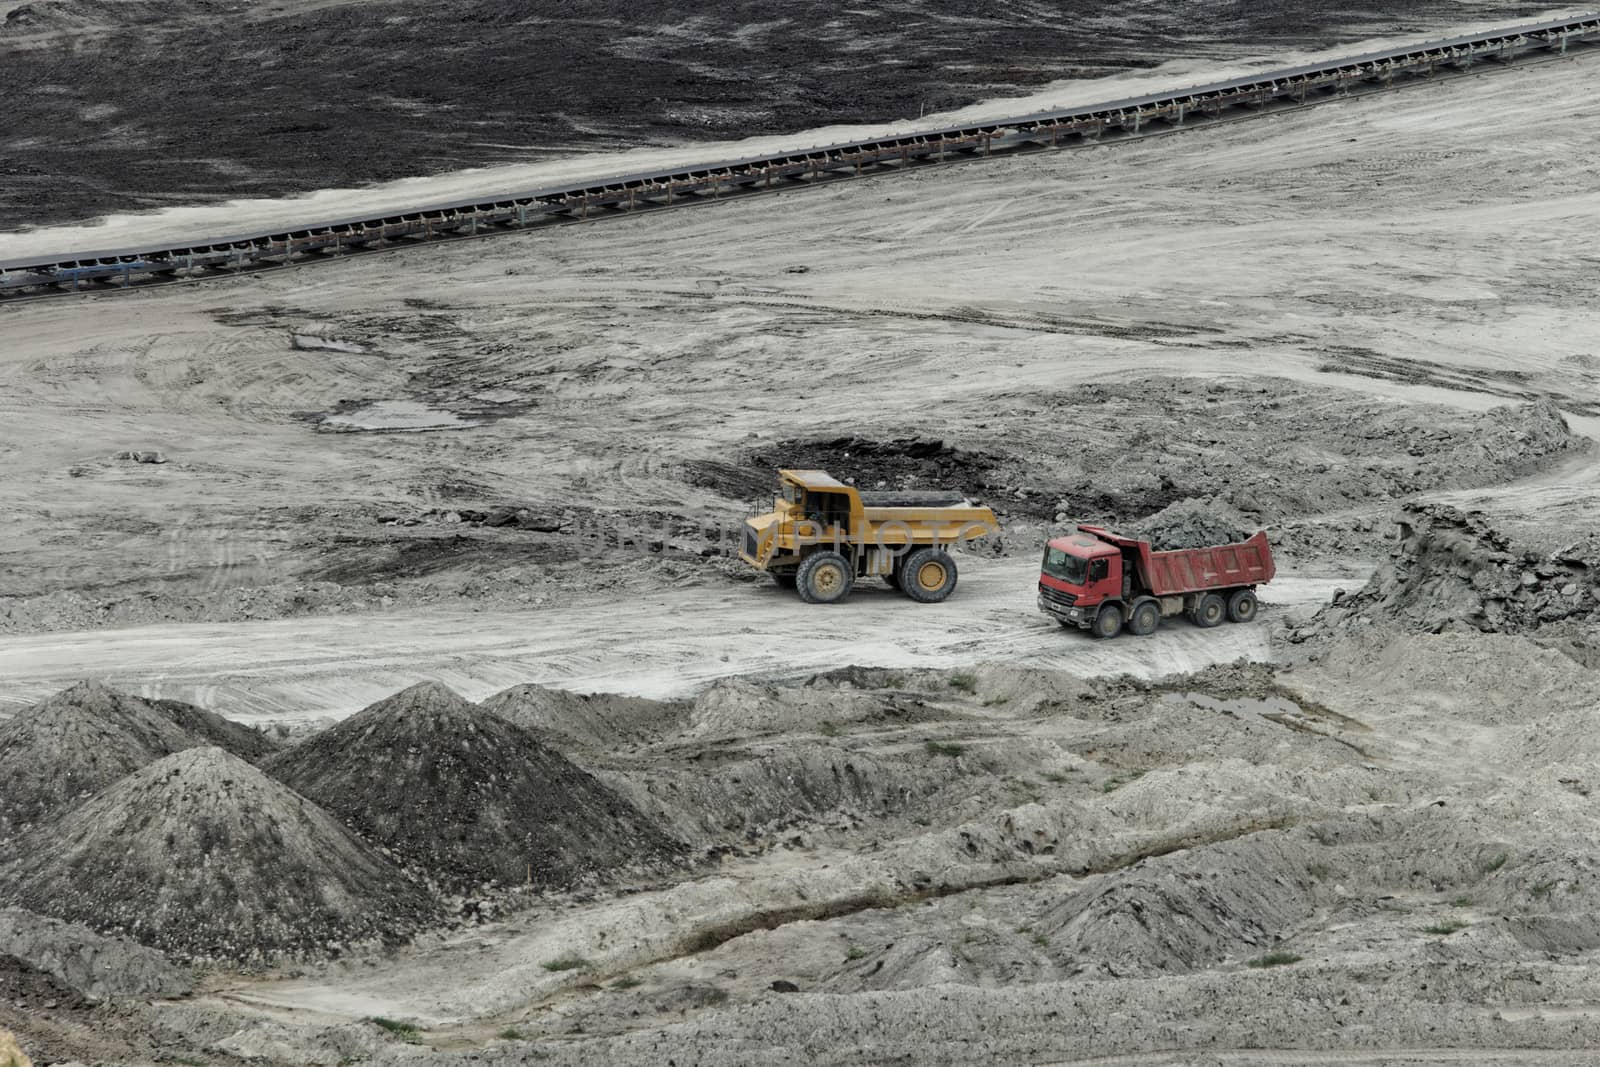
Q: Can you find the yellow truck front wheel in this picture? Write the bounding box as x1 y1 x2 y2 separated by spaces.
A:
796 551 855 604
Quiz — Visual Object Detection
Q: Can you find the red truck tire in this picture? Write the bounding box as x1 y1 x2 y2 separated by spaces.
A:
1092 603 1124 638
1128 599 1161 636
1192 593 1226 628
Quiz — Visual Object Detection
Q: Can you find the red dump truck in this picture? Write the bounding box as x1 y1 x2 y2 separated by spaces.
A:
1037 525 1275 638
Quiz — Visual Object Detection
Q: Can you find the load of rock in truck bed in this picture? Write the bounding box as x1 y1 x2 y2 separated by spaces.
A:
1131 502 1253 551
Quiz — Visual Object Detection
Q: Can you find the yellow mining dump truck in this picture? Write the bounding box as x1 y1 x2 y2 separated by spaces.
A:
738 469 1000 604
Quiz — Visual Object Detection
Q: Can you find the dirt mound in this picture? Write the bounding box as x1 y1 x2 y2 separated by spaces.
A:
1131 499 1254 551
146 697 278 761
1289 503 1598 646
266 682 682 891
1039 835 1316 976
0 681 274 836
0 907 193 1000
481 683 689 750
0 747 437 963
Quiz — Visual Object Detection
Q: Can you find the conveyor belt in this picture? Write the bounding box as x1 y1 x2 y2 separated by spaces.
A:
3 11 1597 298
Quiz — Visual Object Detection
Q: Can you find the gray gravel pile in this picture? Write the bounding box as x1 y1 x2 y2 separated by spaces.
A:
0 747 438 963
1291 503 1599 646
482 683 690 751
0 681 275 837
1131 501 1253 551
0 907 193 1000
266 682 682 892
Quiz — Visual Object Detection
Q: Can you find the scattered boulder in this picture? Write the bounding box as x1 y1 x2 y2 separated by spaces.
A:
0 907 193 1000
0 681 275 836
112 450 166 464
265 682 682 891
0 747 438 963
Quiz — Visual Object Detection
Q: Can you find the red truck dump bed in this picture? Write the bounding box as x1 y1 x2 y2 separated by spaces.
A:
1076 526 1276 596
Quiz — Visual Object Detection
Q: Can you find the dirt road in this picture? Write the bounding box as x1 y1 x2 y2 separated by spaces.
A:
0 559 1355 722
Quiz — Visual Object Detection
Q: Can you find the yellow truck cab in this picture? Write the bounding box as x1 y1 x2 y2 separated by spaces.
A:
739 469 999 604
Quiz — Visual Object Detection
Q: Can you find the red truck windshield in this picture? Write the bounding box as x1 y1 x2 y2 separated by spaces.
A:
1041 546 1086 585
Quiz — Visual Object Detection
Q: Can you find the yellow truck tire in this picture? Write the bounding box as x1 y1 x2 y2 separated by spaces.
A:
900 548 958 604
796 551 855 604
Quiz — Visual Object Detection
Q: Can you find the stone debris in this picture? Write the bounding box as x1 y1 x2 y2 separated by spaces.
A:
0 747 438 963
1291 503 1598 645
0 681 277 837
265 682 682 892
112 450 166 464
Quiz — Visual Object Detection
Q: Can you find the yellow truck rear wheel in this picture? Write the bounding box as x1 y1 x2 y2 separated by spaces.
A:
900 547 957 604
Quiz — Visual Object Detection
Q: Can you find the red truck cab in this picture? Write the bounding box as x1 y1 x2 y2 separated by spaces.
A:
1038 525 1274 639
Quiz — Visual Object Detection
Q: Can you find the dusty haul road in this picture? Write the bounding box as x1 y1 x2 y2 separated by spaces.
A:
0 562 1354 721
2 12 1600 1067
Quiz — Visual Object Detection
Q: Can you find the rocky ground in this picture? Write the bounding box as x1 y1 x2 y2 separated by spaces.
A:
2 8 1600 1067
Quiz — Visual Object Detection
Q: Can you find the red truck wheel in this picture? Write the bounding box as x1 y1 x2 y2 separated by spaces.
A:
1092 603 1124 639
1192 593 1225 628
1128 599 1160 637
1227 589 1258 622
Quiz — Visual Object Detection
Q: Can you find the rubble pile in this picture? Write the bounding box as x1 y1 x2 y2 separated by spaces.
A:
266 683 682 891
0 748 438 963
1291 503 1599 645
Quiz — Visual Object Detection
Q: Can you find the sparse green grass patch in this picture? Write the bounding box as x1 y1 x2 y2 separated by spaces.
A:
611 975 643 990
1423 920 1469 936
1449 896 1473 907
948 672 978 693
845 945 867 961
1481 852 1509 874
1246 951 1302 968
925 740 965 758
498 1028 526 1041
541 955 592 973
368 1017 421 1043
1040 771 1072 784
